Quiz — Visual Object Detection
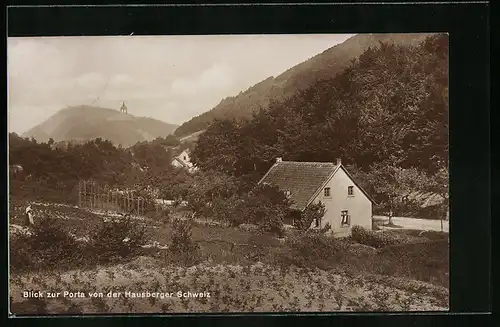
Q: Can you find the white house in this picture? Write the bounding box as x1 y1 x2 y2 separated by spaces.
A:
171 149 197 173
258 157 374 237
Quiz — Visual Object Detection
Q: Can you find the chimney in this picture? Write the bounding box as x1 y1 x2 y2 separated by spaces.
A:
276 157 282 163
336 158 342 166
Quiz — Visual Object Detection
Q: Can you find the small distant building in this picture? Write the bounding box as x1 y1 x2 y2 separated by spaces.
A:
258 157 375 237
171 149 197 173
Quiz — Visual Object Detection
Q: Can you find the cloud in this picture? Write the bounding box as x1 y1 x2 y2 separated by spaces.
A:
170 78 195 96
8 39 72 81
7 34 354 132
198 64 234 90
109 74 136 90
74 72 108 91
170 63 234 97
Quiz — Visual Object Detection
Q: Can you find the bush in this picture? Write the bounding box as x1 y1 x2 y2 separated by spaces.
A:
277 231 349 268
239 184 290 236
208 196 242 226
168 218 201 265
204 183 289 236
294 202 326 231
146 207 171 225
351 225 424 248
10 217 81 272
91 215 147 261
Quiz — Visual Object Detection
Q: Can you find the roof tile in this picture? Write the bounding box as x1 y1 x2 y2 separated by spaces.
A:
259 161 338 210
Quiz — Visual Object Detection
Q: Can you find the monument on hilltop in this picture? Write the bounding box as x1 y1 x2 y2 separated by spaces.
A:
120 101 128 114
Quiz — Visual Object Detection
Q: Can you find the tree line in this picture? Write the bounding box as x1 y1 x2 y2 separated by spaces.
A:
9 34 449 223
190 34 449 218
8 134 177 192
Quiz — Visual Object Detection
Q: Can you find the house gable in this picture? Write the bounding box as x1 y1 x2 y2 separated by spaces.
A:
311 166 373 235
306 165 376 207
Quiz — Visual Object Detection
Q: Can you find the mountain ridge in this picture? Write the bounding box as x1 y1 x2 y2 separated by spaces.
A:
174 33 432 137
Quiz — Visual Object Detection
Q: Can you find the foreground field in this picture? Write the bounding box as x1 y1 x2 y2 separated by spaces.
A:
9 197 449 314
10 258 448 314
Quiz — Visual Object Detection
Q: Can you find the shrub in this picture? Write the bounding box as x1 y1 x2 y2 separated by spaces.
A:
10 233 37 272
238 223 260 232
146 207 171 225
91 215 147 261
208 196 242 226
294 202 326 231
277 231 349 268
168 218 201 265
351 225 423 248
240 184 290 236
204 183 288 236
10 217 80 272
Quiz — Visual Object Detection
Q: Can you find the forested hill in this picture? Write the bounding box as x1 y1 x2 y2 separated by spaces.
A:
191 34 449 209
22 105 178 148
174 33 431 137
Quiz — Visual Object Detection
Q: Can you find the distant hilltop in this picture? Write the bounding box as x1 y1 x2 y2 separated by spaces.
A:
22 105 178 148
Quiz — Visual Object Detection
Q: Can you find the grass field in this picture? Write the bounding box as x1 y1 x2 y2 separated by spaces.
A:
9 196 449 314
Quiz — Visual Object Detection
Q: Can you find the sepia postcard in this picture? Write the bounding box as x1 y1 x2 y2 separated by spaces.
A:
8 33 449 315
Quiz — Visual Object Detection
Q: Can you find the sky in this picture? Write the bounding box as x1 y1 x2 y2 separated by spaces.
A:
7 34 354 134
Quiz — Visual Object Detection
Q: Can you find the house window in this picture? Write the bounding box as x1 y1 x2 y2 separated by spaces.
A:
348 186 354 196
183 156 187 161
324 187 331 197
341 210 350 227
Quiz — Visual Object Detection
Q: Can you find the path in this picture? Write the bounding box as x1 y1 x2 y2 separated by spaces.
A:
373 215 449 233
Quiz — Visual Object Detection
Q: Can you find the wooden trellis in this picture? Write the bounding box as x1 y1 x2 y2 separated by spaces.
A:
77 180 146 216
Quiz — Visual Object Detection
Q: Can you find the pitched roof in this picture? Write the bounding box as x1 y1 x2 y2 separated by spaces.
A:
258 161 338 210
172 157 187 168
258 160 376 210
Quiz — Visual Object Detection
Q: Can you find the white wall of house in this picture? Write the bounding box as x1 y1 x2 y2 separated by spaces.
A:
178 150 190 164
311 167 373 237
178 150 194 168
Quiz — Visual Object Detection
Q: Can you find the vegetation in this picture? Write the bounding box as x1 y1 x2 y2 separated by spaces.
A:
174 33 430 137
191 34 449 218
294 202 327 231
10 212 148 273
8 133 178 203
9 34 450 314
167 218 201 265
91 216 148 262
351 225 426 248
10 217 81 272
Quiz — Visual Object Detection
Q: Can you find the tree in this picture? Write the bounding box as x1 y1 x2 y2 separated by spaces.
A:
294 202 326 231
184 170 241 217
428 165 449 231
367 161 432 224
189 35 448 179
191 119 242 175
